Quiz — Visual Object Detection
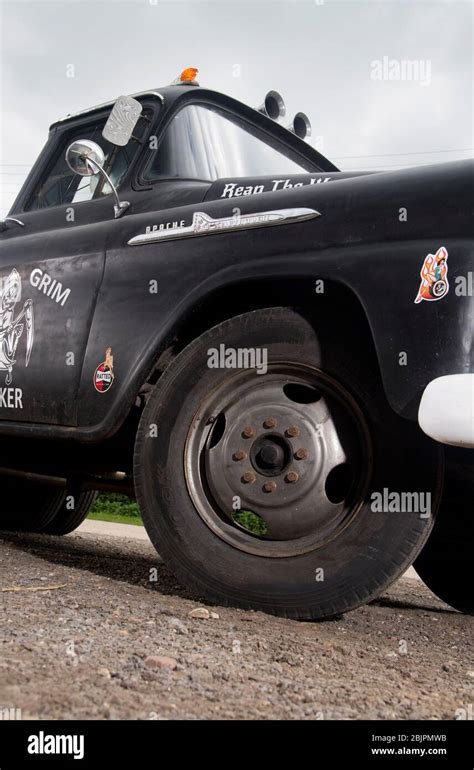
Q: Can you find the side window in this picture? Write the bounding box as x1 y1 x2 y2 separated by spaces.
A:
144 104 310 182
26 110 151 211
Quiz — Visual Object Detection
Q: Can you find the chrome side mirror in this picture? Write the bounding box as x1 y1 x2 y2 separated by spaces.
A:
65 139 130 219
65 139 105 176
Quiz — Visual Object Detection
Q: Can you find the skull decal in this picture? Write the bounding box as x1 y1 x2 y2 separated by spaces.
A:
0 269 34 385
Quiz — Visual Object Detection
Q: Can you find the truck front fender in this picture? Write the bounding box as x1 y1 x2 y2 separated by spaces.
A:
73 236 472 442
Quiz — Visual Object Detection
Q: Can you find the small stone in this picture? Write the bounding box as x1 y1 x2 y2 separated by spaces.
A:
210 611 220 619
97 667 111 679
188 608 210 619
144 655 177 671
169 617 188 634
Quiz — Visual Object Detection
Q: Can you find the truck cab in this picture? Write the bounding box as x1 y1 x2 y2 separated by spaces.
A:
0 71 472 620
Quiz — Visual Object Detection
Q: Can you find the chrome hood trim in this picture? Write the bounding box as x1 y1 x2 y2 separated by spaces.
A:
128 207 321 246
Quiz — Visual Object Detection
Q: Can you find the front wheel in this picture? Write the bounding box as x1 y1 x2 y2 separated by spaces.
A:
134 308 442 619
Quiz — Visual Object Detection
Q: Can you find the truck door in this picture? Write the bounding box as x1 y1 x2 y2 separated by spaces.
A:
0 112 146 427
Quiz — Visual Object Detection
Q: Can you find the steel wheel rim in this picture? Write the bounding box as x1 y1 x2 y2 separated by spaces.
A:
184 362 373 557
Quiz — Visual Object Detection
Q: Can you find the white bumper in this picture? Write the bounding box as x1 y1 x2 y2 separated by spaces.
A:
418 374 474 448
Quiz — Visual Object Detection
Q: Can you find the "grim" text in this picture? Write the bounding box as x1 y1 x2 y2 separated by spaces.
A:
30 268 71 307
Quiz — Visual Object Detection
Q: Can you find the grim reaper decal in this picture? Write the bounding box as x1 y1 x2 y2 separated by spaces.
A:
0 269 34 385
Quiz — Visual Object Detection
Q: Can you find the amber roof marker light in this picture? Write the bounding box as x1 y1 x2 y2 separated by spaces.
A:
172 67 200 86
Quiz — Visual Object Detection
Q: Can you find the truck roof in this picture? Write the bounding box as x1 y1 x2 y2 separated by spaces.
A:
48 83 339 174
49 85 205 129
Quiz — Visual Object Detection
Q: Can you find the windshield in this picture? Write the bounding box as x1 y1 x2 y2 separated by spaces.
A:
144 104 311 182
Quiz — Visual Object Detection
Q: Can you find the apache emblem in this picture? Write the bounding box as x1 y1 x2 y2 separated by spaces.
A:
414 247 449 304
0 269 34 385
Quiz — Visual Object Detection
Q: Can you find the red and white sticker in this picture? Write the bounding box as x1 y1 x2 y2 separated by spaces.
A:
94 347 114 393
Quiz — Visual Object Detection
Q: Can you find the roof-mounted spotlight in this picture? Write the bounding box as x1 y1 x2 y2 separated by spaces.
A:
257 90 286 121
287 112 312 140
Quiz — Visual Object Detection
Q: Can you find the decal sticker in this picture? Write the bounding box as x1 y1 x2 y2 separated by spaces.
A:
0 268 34 386
220 177 332 198
94 347 114 393
129 207 321 246
414 247 449 303
30 268 71 307
0 388 23 409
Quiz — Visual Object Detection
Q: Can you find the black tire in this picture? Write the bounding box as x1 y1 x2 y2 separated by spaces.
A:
134 307 442 620
415 450 473 614
43 490 98 535
0 477 66 532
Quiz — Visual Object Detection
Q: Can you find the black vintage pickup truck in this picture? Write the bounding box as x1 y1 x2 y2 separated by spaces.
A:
0 70 472 619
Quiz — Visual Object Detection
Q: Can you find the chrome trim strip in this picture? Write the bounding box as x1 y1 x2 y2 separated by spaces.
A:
128 207 321 246
52 91 165 127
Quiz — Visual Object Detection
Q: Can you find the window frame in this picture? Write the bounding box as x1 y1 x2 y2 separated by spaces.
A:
137 96 323 188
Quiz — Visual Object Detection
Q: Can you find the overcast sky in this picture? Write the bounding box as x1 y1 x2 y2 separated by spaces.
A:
0 0 472 216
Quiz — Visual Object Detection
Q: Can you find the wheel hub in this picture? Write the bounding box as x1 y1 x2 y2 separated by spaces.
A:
250 434 291 476
184 363 372 557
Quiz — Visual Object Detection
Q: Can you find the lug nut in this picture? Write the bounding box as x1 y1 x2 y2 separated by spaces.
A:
242 471 257 484
242 426 256 439
263 481 277 493
233 450 247 462
294 448 308 461
263 417 278 430
285 426 300 438
285 471 299 483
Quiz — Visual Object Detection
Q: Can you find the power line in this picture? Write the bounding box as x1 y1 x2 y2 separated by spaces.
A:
333 147 474 160
342 158 473 169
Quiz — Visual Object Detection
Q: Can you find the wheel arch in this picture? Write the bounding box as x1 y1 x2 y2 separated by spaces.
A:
145 276 382 392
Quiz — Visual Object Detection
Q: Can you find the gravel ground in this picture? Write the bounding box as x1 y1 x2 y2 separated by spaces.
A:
0 526 473 721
